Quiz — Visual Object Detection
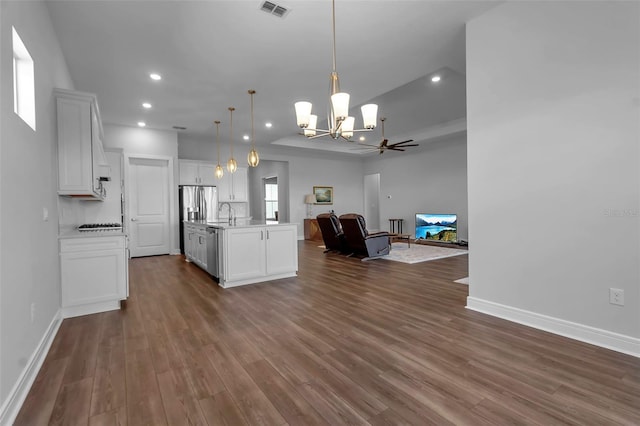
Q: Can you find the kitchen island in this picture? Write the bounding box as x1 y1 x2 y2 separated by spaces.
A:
183 219 298 288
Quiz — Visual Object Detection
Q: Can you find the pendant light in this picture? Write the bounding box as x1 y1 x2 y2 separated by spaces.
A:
214 120 224 179
247 89 260 167
227 107 237 173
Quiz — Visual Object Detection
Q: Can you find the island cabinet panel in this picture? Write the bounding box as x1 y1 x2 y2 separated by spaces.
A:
265 226 298 275
216 223 298 288
224 227 267 282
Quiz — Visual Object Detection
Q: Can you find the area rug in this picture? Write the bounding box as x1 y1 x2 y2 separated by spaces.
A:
454 277 469 285
382 243 468 264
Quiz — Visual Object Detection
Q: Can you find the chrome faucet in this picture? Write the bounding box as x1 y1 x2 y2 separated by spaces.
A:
219 202 235 224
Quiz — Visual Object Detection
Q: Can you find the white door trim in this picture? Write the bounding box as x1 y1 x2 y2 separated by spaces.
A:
124 154 177 255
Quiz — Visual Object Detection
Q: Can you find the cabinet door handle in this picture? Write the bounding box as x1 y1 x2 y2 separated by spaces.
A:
261 230 264 240
267 230 270 239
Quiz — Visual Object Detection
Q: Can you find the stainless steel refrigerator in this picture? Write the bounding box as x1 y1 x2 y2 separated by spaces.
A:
179 185 218 254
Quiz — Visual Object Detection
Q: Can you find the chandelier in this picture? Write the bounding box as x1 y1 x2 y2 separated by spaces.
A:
214 120 224 179
294 0 378 140
247 89 260 167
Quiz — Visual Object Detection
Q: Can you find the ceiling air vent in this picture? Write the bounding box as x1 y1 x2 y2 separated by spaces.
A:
259 1 290 18
172 126 187 130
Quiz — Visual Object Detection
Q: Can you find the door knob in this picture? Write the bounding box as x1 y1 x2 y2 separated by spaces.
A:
131 218 137 221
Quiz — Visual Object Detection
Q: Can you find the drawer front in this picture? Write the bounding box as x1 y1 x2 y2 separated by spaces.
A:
60 236 125 253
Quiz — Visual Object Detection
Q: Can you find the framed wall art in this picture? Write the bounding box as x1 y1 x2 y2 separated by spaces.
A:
313 186 333 205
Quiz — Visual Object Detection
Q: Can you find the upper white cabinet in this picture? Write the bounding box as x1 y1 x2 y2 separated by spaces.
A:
218 166 248 202
55 88 108 200
179 160 217 185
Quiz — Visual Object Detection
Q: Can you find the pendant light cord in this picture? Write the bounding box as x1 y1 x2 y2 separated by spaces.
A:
228 107 234 156
215 120 221 164
249 90 256 150
331 0 337 72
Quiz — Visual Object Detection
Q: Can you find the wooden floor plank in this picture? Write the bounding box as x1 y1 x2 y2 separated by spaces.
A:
13 241 640 425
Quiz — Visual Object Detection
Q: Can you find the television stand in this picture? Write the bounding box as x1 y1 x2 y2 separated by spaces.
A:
415 239 468 249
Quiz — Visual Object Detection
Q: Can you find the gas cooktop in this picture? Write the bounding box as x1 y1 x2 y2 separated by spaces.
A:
78 223 123 232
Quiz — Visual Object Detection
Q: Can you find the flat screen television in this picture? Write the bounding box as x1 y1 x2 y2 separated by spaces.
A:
415 213 457 242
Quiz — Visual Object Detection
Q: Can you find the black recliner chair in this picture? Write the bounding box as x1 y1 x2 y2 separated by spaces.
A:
316 212 347 253
338 214 391 260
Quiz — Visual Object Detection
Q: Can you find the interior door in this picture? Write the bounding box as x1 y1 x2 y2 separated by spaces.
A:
364 173 381 232
128 157 170 257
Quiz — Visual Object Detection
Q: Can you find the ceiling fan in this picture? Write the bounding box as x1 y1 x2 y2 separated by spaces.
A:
354 117 418 154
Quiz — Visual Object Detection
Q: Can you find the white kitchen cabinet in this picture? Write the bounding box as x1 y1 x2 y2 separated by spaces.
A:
184 223 197 260
60 235 128 318
55 88 108 200
265 225 298 275
220 223 297 288
224 227 267 282
179 160 218 185
194 226 208 270
183 222 208 270
218 166 248 202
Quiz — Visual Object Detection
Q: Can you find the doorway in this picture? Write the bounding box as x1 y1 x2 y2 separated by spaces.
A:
127 157 171 257
364 173 381 232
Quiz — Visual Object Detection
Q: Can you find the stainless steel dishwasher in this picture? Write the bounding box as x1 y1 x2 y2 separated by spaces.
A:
206 227 219 279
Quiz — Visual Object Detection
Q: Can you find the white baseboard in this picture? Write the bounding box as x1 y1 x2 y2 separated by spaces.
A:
62 300 120 319
466 297 640 358
0 310 63 425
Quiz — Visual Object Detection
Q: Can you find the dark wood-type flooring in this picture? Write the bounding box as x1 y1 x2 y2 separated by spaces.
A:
15 241 640 425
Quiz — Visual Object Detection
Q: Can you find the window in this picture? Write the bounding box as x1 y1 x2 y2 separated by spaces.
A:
12 26 36 130
265 178 278 221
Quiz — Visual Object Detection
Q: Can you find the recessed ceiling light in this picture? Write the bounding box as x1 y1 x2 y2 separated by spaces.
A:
431 75 441 83
142 102 152 109
243 135 250 141
137 121 146 127
359 136 366 141
265 122 273 128
149 73 162 81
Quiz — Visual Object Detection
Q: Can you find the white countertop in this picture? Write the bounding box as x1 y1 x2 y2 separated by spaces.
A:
183 219 293 229
59 227 127 239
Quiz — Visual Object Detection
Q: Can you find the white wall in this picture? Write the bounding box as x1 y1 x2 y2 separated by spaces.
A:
103 124 181 254
0 0 73 411
466 1 640 353
179 135 366 238
363 135 468 238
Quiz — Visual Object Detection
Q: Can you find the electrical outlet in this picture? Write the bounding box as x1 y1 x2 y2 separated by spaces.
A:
30 303 36 323
42 207 49 221
609 288 624 306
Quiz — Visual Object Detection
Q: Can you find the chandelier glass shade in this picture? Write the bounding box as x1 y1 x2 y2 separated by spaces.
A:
214 120 224 179
294 0 378 140
227 107 237 173
247 89 260 167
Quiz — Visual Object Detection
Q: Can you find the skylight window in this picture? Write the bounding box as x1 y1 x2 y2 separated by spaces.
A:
12 27 36 130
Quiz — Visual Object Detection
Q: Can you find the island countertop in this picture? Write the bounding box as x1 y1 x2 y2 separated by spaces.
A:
183 219 294 229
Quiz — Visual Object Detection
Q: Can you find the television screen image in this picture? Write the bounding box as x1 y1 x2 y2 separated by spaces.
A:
415 213 457 242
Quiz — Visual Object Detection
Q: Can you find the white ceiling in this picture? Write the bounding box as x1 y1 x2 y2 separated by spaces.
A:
45 0 500 154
